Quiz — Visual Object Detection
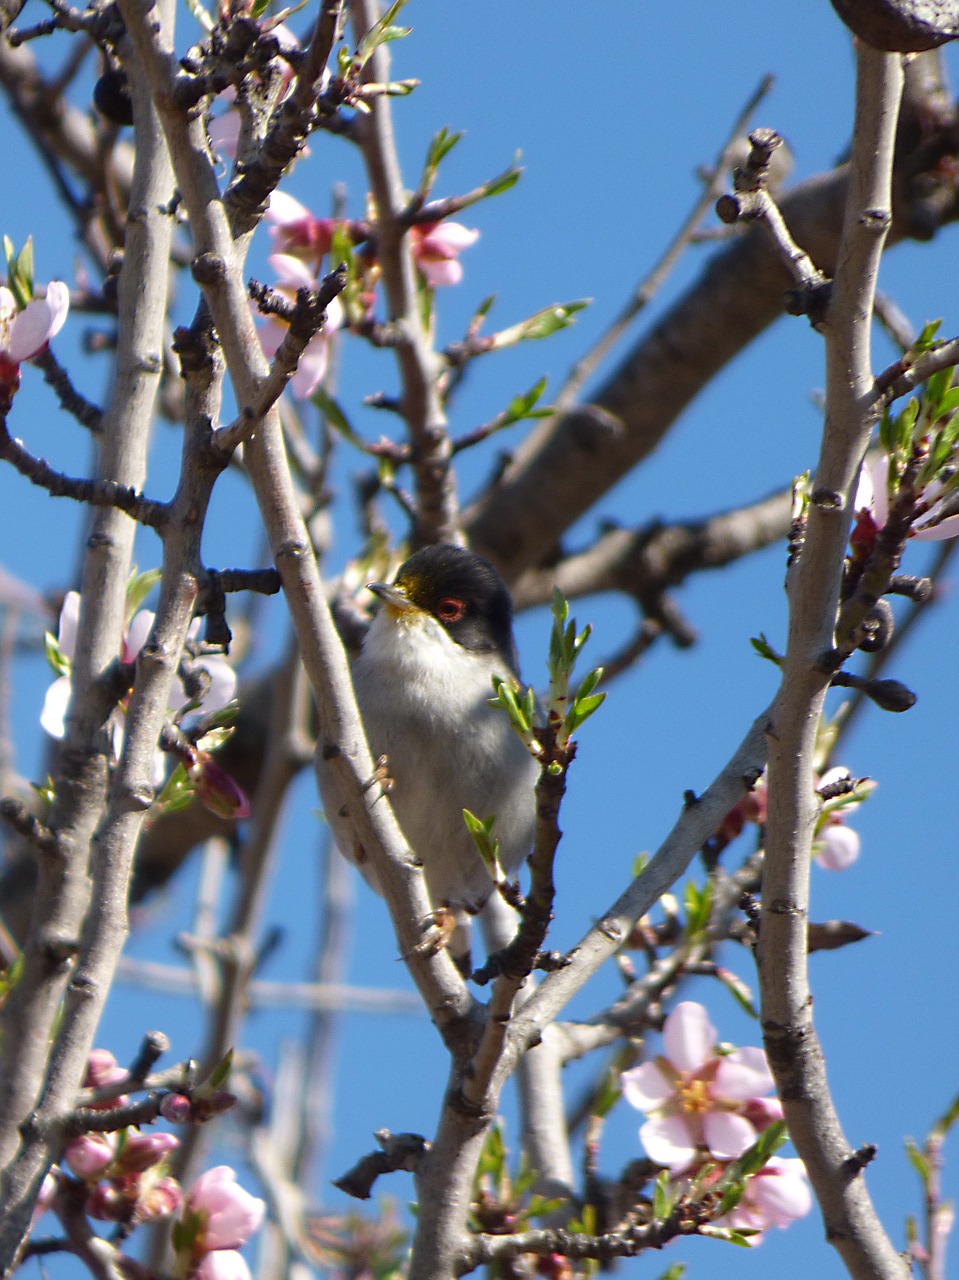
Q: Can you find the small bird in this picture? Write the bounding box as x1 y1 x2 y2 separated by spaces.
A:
319 544 538 965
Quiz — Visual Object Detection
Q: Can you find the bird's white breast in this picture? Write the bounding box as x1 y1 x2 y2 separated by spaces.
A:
351 607 538 911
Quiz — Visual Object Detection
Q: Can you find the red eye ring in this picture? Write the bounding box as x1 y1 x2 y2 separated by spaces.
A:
436 597 466 623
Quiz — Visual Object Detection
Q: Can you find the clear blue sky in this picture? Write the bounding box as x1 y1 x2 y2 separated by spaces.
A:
2 4 958 1277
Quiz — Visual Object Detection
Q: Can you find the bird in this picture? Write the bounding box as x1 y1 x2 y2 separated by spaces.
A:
317 543 539 967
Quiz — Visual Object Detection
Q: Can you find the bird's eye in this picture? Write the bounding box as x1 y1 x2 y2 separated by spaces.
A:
436 597 466 623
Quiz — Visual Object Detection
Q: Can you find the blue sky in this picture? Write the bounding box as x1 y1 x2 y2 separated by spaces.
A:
3 3 959 1277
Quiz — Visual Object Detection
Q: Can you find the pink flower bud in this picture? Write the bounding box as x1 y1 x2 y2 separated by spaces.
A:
85 1049 130 1090
86 1182 126 1221
117 1130 179 1173
64 1132 117 1179
188 754 252 821
139 1174 183 1221
187 1167 265 1251
160 1093 194 1124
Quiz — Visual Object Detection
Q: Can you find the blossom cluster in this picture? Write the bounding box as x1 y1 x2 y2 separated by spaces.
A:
621 1002 811 1244
720 765 869 871
257 190 478 400
37 1050 265 1280
41 588 248 818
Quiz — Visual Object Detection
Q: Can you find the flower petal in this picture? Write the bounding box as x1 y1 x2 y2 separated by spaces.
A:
58 590 81 657
40 676 72 738
702 1110 757 1160
620 1061 672 1113
8 291 66 361
267 189 311 226
815 823 860 871
195 657 238 717
268 253 316 290
123 609 155 662
713 1046 774 1101
662 1001 716 1073
750 1157 813 1226
639 1114 698 1171
424 222 479 253
421 258 463 288
913 512 959 541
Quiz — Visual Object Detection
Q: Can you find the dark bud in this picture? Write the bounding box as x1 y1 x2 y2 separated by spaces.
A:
863 677 917 713
888 573 933 603
93 68 134 126
808 920 875 952
785 278 832 323
830 0 959 51
858 599 895 653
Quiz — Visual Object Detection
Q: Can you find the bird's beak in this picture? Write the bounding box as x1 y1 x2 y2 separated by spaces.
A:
367 582 419 616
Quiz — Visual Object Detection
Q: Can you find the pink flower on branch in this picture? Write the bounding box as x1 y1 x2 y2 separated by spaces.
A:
0 280 69 407
621 1001 780 1173
0 281 69 365
409 219 479 287
856 451 959 542
186 1166 265 1252
266 191 337 266
714 1155 813 1243
258 253 343 399
41 591 237 783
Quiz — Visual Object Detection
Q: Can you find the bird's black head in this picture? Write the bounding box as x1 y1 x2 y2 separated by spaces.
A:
371 544 520 673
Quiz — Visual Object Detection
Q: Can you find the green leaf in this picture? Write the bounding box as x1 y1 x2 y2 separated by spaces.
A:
904 1137 931 1181
355 0 412 67
683 879 713 938
43 630 70 677
564 690 605 734
897 397 920 454
15 238 33 299
491 300 590 349
125 568 162 621
716 967 759 1018
654 1266 687 1280
913 319 942 353
750 632 783 665
312 387 365 450
207 1048 233 1090
483 155 523 198
935 387 959 419
878 409 895 457
425 126 463 172
652 1170 674 1219
933 1090 959 1137
925 366 954 417
502 376 548 425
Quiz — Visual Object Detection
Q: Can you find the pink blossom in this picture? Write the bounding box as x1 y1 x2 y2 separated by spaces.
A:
856 453 959 541
84 1048 130 1092
266 191 336 265
139 1173 184 1221
188 753 252 820
621 1001 778 1172
716 1156 813 1243
64 1131 118 1179
813 766 868 871
41 592 237 777
0 281 69 363
259 253 343 399
409 220 479 287
195 1250 253 1280
116 1130 179 1173
187 1166 265 1251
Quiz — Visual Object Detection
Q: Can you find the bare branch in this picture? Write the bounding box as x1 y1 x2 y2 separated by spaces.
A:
759 45 910 1280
